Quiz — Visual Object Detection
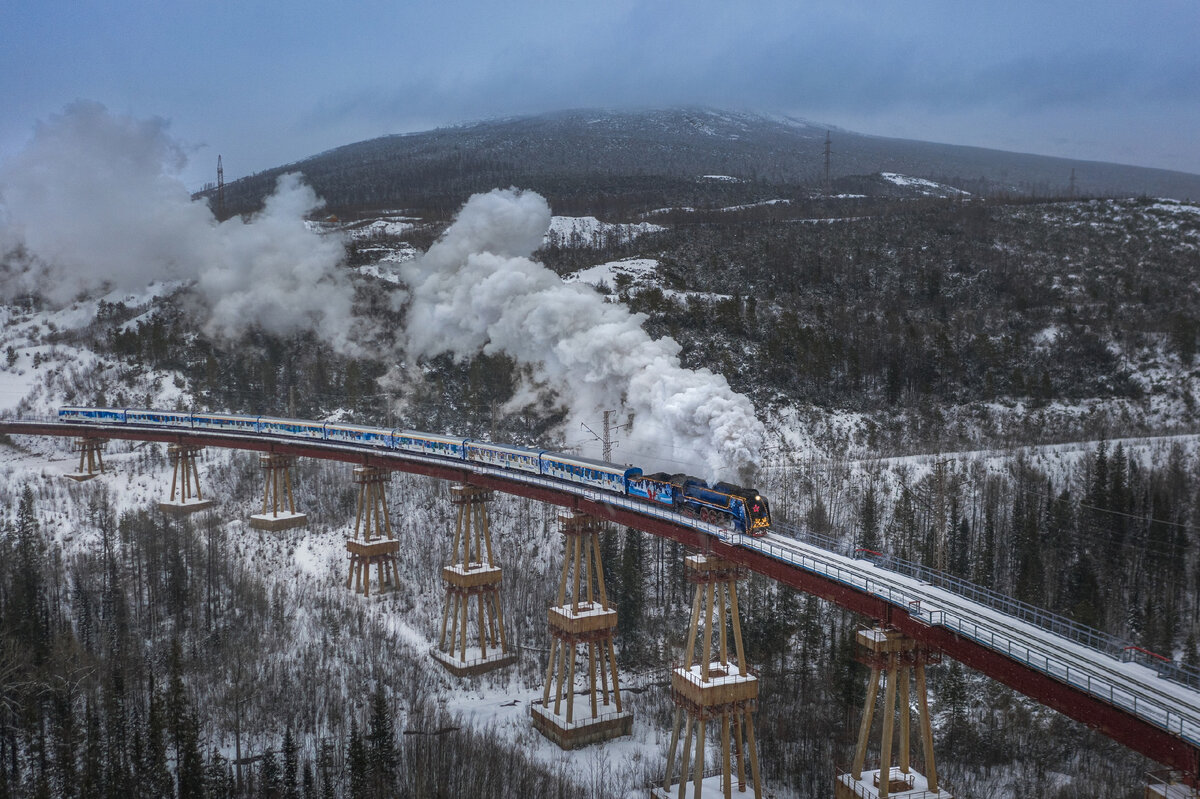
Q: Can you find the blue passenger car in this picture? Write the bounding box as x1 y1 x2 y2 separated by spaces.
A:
466 441 543 475
257 416 326 440
325 422 393 448
58 406 127 424
393 431 469 460
625 472 676 507
539 451 637 493
191 412 260 434
126 409 193 428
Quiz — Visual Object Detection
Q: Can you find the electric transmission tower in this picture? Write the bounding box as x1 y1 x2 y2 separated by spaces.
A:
824 131 833 196
217 155 225 219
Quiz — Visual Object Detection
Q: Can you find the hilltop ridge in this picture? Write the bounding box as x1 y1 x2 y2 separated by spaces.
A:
210 107 1200 215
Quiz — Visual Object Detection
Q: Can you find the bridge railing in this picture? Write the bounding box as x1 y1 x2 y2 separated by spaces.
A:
773 520 1200 692
927 607 1200 745
740 532 1200 748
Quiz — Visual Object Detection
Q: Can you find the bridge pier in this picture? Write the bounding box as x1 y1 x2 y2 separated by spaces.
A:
655 554 762 799
531 511 632 749
345 466 399 597
431 484 516 676
837 627 950 799
249 453 307 531
159 444 215 514
65 437 108 481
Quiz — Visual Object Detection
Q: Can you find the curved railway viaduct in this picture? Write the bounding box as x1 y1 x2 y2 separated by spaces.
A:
2 418 1198 778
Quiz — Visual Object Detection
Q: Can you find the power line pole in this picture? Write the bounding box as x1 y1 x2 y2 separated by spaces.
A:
823 131 832 196
217 155 225 219
602 409 613 461
581 410 632 461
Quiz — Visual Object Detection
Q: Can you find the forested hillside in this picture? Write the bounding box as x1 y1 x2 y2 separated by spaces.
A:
205 109 1200 217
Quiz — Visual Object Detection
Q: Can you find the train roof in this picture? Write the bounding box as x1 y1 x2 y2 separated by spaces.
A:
466 439 543 456
258 415 324 426
325 421 389 433
540 450 633 474
396 430 468 445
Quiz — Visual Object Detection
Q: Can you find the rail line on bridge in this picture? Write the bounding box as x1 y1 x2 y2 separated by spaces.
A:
2 418 1197 775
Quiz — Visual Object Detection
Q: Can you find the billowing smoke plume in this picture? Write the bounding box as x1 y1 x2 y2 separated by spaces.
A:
1 103 765 476
0 101 365 353
400 188 766 478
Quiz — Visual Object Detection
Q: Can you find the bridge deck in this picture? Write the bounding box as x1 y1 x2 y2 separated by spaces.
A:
2 417 1197 774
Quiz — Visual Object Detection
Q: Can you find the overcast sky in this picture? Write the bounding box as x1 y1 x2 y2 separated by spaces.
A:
3 0 1198 190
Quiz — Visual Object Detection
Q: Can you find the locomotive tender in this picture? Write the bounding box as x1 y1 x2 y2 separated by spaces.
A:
58 407 772 535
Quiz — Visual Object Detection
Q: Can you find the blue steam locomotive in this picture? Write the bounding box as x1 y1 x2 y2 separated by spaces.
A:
57 407 772 535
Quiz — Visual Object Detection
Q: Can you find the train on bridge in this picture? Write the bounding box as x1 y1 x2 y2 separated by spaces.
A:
58 407 773 535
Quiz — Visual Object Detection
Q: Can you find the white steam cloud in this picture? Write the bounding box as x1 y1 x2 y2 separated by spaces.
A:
1 103 765 477
400 188 766 478
0 101 364 353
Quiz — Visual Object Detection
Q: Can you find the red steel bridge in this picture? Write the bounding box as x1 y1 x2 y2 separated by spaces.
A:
2 417 1197 776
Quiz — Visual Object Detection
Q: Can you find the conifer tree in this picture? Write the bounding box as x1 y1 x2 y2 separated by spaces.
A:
11 486 48 663
80 695 102 799
205 748 234 799
301 760 314 799
176 710 206 799
144 684 174 799
858 487 880 552
318 739 337 799
260 748 281 798
366 684 396 798
282 727 299 799
616 529 646 664
347 717 367 799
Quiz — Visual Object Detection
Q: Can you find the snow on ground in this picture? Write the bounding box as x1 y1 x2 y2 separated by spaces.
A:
1148 200 1200 217
0 357 43 411
346 218 415 240
1041 199 1200 247
563 258 660 292
880 172 970 197
544 215 666 248
719 199 791 212
790 216 868 224
356 258 415 284
563 257 733 304
644 207 697 216
0 284 195 419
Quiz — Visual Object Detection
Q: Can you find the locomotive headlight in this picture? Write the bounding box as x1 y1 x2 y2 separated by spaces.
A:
755 495 761 501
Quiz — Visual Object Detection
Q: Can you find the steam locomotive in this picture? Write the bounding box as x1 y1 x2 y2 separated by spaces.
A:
57 407 772 535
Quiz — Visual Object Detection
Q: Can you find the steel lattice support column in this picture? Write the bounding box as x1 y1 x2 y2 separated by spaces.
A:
432 484 516 676
656 554 762 799
345 466 399 596
837 627 950 799
159 444 215 514
249 453 307 531
65 437 108 482
531 511 632 749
